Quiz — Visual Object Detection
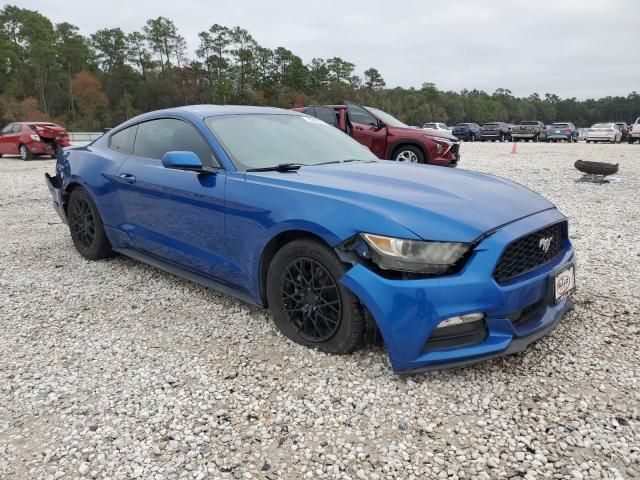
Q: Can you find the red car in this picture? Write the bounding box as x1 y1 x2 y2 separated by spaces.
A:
294 102 460 166
0 122 71 160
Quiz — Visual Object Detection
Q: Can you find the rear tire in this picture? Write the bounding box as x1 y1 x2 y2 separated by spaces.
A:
19 144 33 161
67 188 113 260
266 239 365 354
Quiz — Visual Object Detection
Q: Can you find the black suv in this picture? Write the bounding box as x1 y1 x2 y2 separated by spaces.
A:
451 123 481 142
480 122 511 142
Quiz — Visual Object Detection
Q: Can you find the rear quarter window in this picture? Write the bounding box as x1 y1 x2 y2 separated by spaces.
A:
311 107 338 127
109 125 138 154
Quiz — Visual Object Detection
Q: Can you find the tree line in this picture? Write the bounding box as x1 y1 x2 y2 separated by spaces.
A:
1 5 638 131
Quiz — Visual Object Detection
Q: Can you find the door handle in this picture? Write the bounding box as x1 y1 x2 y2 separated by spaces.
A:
119 173 136 184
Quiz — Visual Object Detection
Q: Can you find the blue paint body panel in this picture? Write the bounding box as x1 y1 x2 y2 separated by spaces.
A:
46 105 575 373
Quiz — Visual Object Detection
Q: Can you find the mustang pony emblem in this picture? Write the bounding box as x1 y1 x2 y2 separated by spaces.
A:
539 236 553 253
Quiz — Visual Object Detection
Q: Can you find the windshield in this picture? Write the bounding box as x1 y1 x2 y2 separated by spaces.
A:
484 123 499 128
205 114 377 170
364 107 409 128
552 123 570 127
592 123 612 128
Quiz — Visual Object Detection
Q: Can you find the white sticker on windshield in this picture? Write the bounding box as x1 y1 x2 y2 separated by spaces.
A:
302 116 330 125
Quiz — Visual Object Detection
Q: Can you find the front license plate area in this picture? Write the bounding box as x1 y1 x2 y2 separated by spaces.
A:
554 265 575 304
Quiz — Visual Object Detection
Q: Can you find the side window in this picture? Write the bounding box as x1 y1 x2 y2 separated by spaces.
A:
346 104 378 126
134 118 215 165
11 124 22 133
1 124 13 134
109 125 138 154
313 107 339 127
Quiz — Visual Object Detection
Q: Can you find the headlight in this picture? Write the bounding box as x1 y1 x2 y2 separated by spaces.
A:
30 134 40 141
361 233 470 274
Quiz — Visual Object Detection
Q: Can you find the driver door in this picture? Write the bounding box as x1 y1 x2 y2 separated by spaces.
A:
115 117 228 281
345 102 387 159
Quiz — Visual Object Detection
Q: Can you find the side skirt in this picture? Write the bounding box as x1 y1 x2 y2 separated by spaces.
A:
114 247 262 307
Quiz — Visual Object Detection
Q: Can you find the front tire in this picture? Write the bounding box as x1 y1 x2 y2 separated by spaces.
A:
19 145 33 161
266 239 365 354
67 188 112 260
393 145 424 163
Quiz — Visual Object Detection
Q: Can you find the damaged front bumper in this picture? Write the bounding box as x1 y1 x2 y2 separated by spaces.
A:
339 208 575 373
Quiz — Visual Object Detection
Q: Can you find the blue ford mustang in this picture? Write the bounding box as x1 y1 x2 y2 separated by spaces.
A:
45 105 576 373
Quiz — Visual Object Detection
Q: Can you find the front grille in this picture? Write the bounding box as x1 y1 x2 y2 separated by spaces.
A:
493 222 565 284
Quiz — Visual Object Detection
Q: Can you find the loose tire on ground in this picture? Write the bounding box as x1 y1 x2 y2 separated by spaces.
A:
574 160 619 176
67 187 113 260
266 239 365 354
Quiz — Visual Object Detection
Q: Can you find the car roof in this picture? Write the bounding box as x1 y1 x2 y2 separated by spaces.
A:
173 105 298 117
115 105 306 131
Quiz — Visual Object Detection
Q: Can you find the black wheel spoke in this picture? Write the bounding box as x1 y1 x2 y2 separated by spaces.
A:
69 197 96 249
279 256 341 343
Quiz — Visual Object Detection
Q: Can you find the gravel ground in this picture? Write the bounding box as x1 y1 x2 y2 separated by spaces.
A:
1 142 639 480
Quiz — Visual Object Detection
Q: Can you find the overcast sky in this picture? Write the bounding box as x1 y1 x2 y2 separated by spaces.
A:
9 0 640 99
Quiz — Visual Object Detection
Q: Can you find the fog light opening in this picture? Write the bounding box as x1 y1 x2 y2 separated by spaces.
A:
437 312 485 329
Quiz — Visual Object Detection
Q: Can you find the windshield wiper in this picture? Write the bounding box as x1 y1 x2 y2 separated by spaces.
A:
246 163 304 172
314 159 374 166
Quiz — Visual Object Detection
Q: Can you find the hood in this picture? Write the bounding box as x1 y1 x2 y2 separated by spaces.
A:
387 125 458 142
247 162 554 243
422 129 458 142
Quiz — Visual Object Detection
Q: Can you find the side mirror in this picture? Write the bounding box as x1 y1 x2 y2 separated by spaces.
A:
162 151 205 171
374 119 385 130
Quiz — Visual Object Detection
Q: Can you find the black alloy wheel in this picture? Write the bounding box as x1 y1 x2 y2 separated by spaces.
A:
67 188 113 260
69 195 96 250
279 257 341 343
266 239 365 353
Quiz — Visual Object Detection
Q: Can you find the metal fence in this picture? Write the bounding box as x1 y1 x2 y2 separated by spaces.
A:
68 132 104 145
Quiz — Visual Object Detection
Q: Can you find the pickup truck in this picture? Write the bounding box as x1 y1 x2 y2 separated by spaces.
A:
511 121 546 142
628 117 640 144
294 102 460 166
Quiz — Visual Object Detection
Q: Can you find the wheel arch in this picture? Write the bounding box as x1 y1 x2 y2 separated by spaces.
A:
61 181 84 216
258 229 333 307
